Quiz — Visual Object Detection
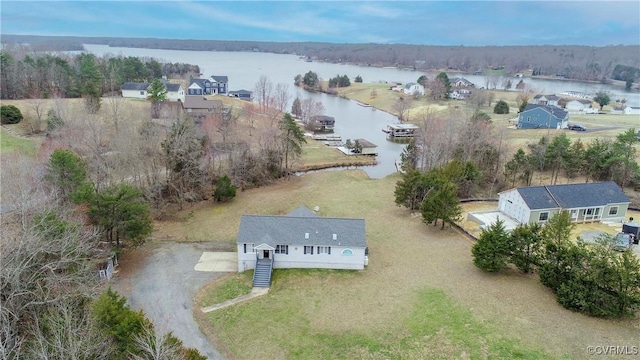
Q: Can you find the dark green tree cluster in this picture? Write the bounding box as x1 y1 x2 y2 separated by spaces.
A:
493 100 509 114
504 129 640 188
611 64 639 91
472 212 640 318
328 74 351 88
294 71 321 90
214 174 237 202
291 97 302 117
354 75 363 83
0 104 23 124
46 149 153 248
593 91 610 110
394 161 468 229
93 288 206 359
436 72 452 99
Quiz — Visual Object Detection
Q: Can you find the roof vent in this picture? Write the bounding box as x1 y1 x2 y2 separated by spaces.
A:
332 234 337 240
305 233 309 239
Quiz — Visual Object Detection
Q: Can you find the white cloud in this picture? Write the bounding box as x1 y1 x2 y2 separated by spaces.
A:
355 3 406 19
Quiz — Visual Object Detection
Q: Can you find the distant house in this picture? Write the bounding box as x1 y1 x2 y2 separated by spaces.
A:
207 75 228 95
517 104 569 130
403 82 425 96
121 82 149 99
533 94 561 107
228 89 253 101
187 79 208 96
187 75 228 96
564 99 595 113
624 106 640 115
161 80 185 102
498 182 630 225
449 77 474 87
121 80 185 102
181 96 222 114
236 206 368 286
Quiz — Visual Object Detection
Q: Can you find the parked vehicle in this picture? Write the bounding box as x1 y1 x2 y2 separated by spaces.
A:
613 232 632 251
567 124 587 131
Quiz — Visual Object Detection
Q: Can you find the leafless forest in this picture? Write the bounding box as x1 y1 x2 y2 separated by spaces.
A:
3 34 639 82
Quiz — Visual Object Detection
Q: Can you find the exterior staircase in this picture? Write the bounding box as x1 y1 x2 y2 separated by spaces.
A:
253 258 274 288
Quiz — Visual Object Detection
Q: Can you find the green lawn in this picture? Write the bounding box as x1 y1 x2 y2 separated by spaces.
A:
0 128 40 157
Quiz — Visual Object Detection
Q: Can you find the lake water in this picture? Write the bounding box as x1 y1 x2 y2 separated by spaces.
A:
83 44 640 178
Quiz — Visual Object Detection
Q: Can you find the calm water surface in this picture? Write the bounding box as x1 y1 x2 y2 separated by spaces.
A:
84 44 640 178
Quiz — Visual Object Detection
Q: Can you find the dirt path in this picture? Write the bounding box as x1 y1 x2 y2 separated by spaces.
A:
111 241 227 359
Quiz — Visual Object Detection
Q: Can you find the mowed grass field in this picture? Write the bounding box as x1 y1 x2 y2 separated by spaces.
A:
148 170 640 359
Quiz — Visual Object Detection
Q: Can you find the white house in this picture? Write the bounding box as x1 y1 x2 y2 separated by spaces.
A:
624 106 640 115
161 80 185 102
236 206 368 286
498 182 630 225
121 82 149 99
403 82 425 96
564 99 594 112
121 80 185 102
533 94 561 107
449 77 474 87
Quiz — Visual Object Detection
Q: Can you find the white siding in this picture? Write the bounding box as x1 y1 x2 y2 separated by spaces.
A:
122 89 147 99
498 189 530 224
237 243 366 272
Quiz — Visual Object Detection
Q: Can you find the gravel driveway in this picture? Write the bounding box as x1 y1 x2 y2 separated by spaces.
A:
112 242 230 360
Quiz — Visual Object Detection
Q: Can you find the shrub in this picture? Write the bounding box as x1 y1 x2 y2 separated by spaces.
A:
1 104 23 124
494 100 510 114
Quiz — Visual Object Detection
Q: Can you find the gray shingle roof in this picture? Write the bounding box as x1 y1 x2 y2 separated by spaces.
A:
517 182 629 210
121 82 149 91
160 80 182 92
236 209 366 248
287 206 319 217
210 75 228 83
522 104 568 119
189 79 208 88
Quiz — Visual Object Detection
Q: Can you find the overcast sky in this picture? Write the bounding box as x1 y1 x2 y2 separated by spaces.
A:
2 1 639 46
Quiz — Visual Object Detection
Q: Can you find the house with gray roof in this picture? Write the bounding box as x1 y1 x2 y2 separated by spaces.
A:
121 80 184 102
187 75 229 96
498 182 630 225
236 206 368 283
181 96 222 114
533 94 561 107
517 104 569 130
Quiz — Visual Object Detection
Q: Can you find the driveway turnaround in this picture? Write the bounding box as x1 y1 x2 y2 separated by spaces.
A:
112 242 233 360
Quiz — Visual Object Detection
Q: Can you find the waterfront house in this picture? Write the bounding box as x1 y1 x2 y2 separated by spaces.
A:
228 89 253 100
383 123 420 138
449 77 474 88
403 83 425 96
236 206 368 286
354 138 378 155
121 80 185 102
563 99 594 112
498 182 629 225
517 104 569 130
533 94 561 107
121 82 149 99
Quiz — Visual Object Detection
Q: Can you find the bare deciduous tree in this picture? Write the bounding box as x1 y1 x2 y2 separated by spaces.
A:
254 75 273 113
129 325 185 360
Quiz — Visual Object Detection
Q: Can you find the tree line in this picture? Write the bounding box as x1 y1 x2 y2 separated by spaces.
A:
4 35 638 83
504 129 640 189
0 43 200 103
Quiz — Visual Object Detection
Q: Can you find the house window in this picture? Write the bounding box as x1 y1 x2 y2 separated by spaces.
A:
586 208 594 215
304 246 314 255
609 207 618 216
539 212 549 221
527 116 531 122
275 245 289 255
317 246 331 255
244 243 255 253
341 249 354 256
139 91 145 95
